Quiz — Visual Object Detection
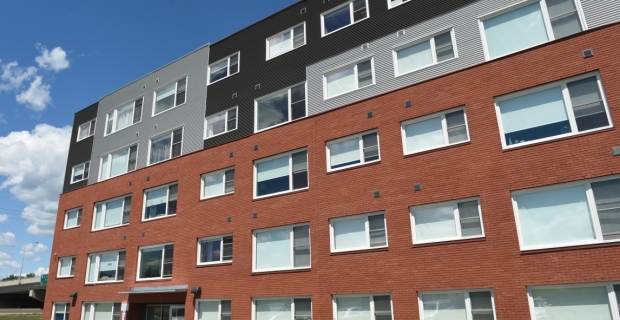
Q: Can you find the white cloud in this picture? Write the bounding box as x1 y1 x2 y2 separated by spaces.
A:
0 124 72 236
0 261 20 269
0 215 7 223
0 113 6 124
20 242 47 261
33 267 48 276
0 251 12 261
0 61 37 92
35 45 69 72
16 76 51 111
0 232 16 247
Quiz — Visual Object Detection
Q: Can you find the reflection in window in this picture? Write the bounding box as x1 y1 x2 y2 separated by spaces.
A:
256 83 306 131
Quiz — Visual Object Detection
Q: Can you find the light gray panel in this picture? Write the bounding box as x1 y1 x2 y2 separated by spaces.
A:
89 45 209 184
307 0 620 116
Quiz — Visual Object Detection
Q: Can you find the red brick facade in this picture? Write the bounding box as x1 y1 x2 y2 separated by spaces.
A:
44 23 620 319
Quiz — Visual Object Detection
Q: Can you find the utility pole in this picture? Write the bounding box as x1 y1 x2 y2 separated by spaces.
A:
18 242 38 285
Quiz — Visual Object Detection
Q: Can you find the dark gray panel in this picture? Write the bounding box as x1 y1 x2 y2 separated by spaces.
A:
62 102 98 193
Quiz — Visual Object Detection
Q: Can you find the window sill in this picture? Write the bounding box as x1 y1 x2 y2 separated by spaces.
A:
148 154 182 167
252 268 311 276
253 188 309 202
197 261 233 268
76 135 94 143
520 241 620 255
330 247 388 256
324 83 375 101
412 237 486 248
99 169 136 183
254 115 308 134
84 281 124 286
266 43 307 61
56 276 75 279
135 277 173 283
327 160 381 175
63 226 81 231
91 224 129 233
404 141 471 158
204 128 238 141
321 16 370 38
103 121 141 139
70 179 88 185
208 72 239 86
142 214 176 223
200 192 234 202
152 102 187 118
395 56 458 78
502 127 614 152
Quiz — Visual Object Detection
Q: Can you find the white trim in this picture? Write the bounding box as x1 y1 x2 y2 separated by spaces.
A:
251 296 312 320
204 106 239 140
400 106 470 155
77 119 96 142
321 0 370 37
332 293 393 320
329 211 388 253
200 167 235 200
207 52 240 86
51 302 71 320
147 126 184 166
84 249 125 285
387 0 411 9
81 301 122 320
323 58 375 100
63 207 82 230
392 28 458 78
70 161 90 184
417 289 497 320
92 195 131 232
98 144 139 182
197 234 233 266
136 242 174 281
103 96 143 137
253 148 309 199
152 76 189 117
194 299 232 320
142 182 178 222
252 223 311 273
254 82 307 133
56 256 75 278
266 22 306 60
326 129 380 172
494 71 612 150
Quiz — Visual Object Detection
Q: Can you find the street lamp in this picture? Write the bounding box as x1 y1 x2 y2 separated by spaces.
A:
18 241 38 285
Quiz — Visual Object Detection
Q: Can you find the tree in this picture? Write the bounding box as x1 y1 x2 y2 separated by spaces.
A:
1 273 37 281
1 274 19 281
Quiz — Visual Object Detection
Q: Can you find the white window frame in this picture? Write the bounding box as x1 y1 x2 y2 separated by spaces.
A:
266 22 306 60
253 148 309 199
321 0 370 37
204 106 238 139
98 144 139 182
92 195 131 232
208 52 240 85
494 72 612 150
417 289 497 320
252 223 311 273
152 77 188 117
332 293 394 320
104 97 143 136
147 127 184 166
64 207 82 230
85 249 125 284
478 0 587 61
323 58 375 100
57 256 75 278
387 0 411 9
254 82 308 133
527 282 620 320
136 242 174 281
392 28 458 77
201 167 235 200
142 182 178 222
410 197 485 245
251 296 312 320
77 119 96 142
81 302 121 320
197 234 233 266
329 211 388 253
326 129 381 172
52 302 71 320
194 299 232 320
512 174 620 251
400 106 470 155
71 161 90 184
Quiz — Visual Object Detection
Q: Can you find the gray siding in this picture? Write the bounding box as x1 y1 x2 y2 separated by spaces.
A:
88 45 209 184
307 0 620 116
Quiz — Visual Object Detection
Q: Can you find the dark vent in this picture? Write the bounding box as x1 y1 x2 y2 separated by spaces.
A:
146 176 150 181
142 85 146 89
397 30 406 37
128 181 132 186
361 43 370 51
414 184 422 191
231 92 237 99
582 49 594 58
155 78 159 83
253 212 258 218
300 7 306 14
367 111 373 118
229 152 234 158
255 84 261 91
254 144 259 151
405 100 412 108
612 147 620 157
227 216 232 222
373 191 381 198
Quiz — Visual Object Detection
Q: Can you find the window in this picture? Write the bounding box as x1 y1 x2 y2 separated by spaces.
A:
333 294 393 320
196 300 231 320
201 168 234 199
149 128 183 165
528 283 620 320
198 235 233 265
322 0 369 36
388 0 411 8
82 302 121 320
64 208 82 229
57 257 75 278
77 119 96 141
92 195 131 231
330 212 387 253
324 59 374 99
513 175 620 251
205 107 237 139
327 130 379 171
71 162 90 184
153 78 186 115
209 53 239 84
99 145 138 181
419 290 496 320
495 72 611 148
410 198 484 244
401 107 470 154
253 297 311 320
143 183 178 221
394 30 456 76
138 243 174 280
86 250 126 284
53 302 70 320
104 98 143 135
480 0 584 60
253 224 310 272
255 83 306 132
267 23 306 59
254 149 308 198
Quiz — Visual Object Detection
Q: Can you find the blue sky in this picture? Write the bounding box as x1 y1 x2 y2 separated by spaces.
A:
0 0 296 278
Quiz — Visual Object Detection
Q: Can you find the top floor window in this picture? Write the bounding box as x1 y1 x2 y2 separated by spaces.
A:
394 30 456 76
209 53 239 85
105 98 142 135
77 119 96 141
322 0 369 36
267 23 306 60
480 0 584 60
153 78 186 115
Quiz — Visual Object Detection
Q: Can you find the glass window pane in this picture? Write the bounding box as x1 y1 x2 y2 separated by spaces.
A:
145 187 168 219
295 298 312 318
567 76 608 132
150 134 172 164
362 133 379 163
98 252 118 281
223 237 233 261
368 214 387 247
79 123 90 140
204 171 225 198
155 83 176 114
499 86 569 146
414 205 457 241
210 60 229 83
72 164 84 182
334 217 367 250
256 299 292 320
483 2 549 59
330 137 361 169
100 156 109 180
458 201 482 237
257 90 289 130
352 0 367 21
531 286 612 320
404 116 445 152
115 103 133 131
292 151 308 190
327 67 356 98
470 291 495 320
256 156 290 196
397 40 433 74
256 229 291 270
66 209 79 228
269 31 292 58
591 179 620 240
103 199 123 228
59 258 72 276
294 225 310 267
546 0 582 39
197 301 219 320
445 110 468 144
87 256 96 282
207 112 226 137
435 32 455 62
422 293 467 320
516 185 595 247
336 297 371 320
94 303 113 320
200 239 221 263
140 247 163 278
324 5 351 34
110 149 129 177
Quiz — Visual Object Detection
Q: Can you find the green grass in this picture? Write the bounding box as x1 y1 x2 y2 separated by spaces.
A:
0 316 42 320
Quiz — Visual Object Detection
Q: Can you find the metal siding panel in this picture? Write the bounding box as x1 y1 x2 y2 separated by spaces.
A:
581 0 620 28
88 46 209 185
63 102 99 193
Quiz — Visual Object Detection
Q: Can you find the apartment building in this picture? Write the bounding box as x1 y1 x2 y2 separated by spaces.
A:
48 0 620 319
